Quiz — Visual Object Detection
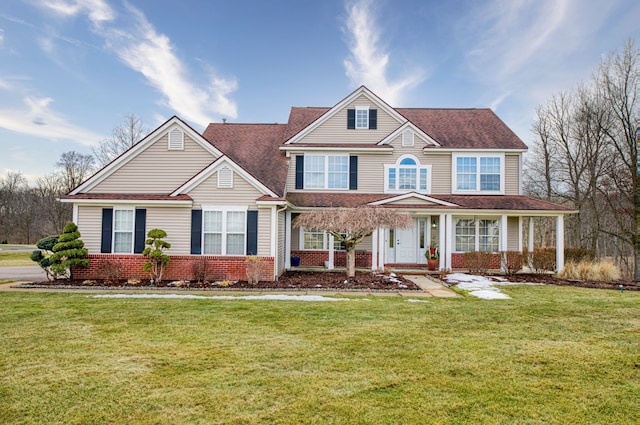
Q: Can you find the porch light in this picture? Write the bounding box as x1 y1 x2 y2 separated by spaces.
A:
432 219 437 228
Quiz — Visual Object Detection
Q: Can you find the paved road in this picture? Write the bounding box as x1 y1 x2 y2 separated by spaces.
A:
0 266 47 282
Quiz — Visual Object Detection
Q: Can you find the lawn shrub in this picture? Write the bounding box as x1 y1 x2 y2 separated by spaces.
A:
98 259 123 283
532 248 556 273
558 260 621 281
464 251 492 274
245 256 264 284
500 251 523 275
190 258 208 283
142 229 171 283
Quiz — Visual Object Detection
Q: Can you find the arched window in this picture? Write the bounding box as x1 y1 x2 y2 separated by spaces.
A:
385 155 430 193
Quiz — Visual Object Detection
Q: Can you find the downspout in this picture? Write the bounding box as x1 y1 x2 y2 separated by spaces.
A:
274 205 288 280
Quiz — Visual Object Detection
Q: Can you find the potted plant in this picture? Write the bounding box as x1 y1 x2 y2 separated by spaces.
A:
426 245 439 271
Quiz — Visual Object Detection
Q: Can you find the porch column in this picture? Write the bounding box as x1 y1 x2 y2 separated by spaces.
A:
378 228 385 270
528 217 535 252
371 228 378 270
327 234 335 270
518 217 523 252
439 213 446 270
500 215 508 251
556 215 565 272
445 214 453 269
285 211 292 269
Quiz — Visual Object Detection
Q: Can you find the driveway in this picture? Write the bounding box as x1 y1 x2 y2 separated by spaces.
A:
0 266 47 282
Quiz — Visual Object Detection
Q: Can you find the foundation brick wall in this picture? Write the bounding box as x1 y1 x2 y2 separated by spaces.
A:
73 254 275 281
290 250 371 268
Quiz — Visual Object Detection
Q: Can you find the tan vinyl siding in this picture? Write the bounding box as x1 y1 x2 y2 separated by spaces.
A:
507 216 520 251
77 206 103 253
428 153 452 194
91 134 216 193
257 208 271 256
147 207 192 255
505 154 520 195
188 170 263 209
300 95 403 144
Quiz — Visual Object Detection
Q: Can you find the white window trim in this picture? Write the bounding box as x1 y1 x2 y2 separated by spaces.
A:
453 216 501 253
113 206 135 254
355 105 369 129
303 154 349 190
452 152 505 195
168 127 184 151
384 154 431 194
202 205 248 255
299 228 346 251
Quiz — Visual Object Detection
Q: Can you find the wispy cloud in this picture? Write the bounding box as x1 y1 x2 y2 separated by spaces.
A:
343 0 424 105
0 29 4 47
0 96 104 145
35 0 238 126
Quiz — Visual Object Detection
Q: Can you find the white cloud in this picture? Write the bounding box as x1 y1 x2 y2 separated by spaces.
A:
0 96 104 145
0 29 4 47
37 0 115 24
343 0 424 106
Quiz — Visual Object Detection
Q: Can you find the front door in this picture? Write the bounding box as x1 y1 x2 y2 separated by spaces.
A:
386 226 417 263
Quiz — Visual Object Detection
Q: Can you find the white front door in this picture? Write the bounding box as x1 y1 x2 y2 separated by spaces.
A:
386 226 417 263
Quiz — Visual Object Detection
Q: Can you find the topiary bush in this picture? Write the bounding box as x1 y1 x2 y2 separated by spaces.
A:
500 251 523 275
142 229 171 284
31 235 60 280
49 222 89 279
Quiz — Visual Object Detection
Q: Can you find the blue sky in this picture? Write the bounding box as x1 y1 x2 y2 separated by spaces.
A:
1 0 638 181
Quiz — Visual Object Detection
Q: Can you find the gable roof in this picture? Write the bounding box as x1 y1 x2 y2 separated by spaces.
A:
202 123 288 196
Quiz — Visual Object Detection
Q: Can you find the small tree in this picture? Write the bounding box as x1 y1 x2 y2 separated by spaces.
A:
49 222 89 279
30 235 60 280
142 229 171 283
294 206 412 278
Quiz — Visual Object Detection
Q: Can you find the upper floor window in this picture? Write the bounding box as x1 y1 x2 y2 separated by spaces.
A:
304 155 349 189
453 154 503 194
347 107 377 129
384 155 430 193
355 106 369 129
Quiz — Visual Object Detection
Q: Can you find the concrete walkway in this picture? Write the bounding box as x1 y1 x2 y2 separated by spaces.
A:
0 266 459 298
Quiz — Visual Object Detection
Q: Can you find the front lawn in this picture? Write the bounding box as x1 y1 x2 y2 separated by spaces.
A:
0 286 637 424
0 249 34 266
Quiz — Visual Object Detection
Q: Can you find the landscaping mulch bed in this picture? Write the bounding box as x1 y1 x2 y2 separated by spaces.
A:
24 270 421 291
496 273 640 291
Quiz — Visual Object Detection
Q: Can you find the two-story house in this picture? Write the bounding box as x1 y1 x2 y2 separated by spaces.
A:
62 86 571 281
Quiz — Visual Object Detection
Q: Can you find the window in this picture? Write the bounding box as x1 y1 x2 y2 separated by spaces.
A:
168 127 184 150
304 155 349 189
113 208 134 253
385 155 430 193
203 210 246 255
355 106 369 129
454 154 503 193
455 217 500 252
300 228 346 251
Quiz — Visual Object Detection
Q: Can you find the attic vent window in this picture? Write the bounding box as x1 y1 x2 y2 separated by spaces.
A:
218 166 233 188
168 128 184 150
402 130 414 147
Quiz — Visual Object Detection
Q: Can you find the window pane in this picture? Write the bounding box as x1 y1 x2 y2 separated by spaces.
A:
226 234 244 255
419 168 428 190
114 210 133 231
455 219 476 252
114 232 132 253
226 211 245 233
203 233 222 255
399 168 416 190
304 230 324 250
355 108 368 128
400 158 416 165
304 156 325 188
480 157 500 191
456 157 477 190
480 174 500 191
203 211 222 232
479 219 500 252
328 156 348 189
388 168 396 190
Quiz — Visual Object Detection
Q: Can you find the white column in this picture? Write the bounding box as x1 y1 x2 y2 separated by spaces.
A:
285 211 292 269
518 217 523 252
371 229 378 270
528 217 535 253
556 215 565 272
500 215 508 251
439 213 446 270
327 233 335 270
270 207 277 257
445 214 453 270
378 228 385 270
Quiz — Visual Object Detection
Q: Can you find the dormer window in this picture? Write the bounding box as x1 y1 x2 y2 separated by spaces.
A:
168 128 184 150
347 107 377 129
384 155 430 193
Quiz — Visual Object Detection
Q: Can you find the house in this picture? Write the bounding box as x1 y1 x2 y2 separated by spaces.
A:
62 86 572 281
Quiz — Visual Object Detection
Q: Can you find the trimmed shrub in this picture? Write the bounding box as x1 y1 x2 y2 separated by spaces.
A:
98 259 123 283
191 258 209 283
49 222 89 278
501 251 523 275
464 251 492 274
245 256 265 284
532 248 556 273
142 229 171 283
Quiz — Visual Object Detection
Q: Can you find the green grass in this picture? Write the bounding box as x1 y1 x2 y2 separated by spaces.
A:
0 286 637 424
0 250 34 266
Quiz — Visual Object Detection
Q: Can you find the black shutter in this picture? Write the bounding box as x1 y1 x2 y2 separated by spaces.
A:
295 155 304 189
100 208 113 253
369 109 377 129
133 209 146 254
190 210 202 254
349 155 358 190
347 109 355 129
246 210 258 255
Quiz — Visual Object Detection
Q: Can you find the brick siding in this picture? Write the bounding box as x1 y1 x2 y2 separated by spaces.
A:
290 250 371 267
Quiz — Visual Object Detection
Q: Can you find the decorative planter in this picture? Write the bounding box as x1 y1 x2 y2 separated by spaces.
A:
427 259 439 271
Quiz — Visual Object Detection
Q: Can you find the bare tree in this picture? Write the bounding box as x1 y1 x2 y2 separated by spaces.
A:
56 151 95 193
34 173 72 235
294 206 412 277
92 113 146 167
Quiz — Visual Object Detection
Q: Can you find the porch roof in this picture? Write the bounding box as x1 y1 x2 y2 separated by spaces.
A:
286 192 573 213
